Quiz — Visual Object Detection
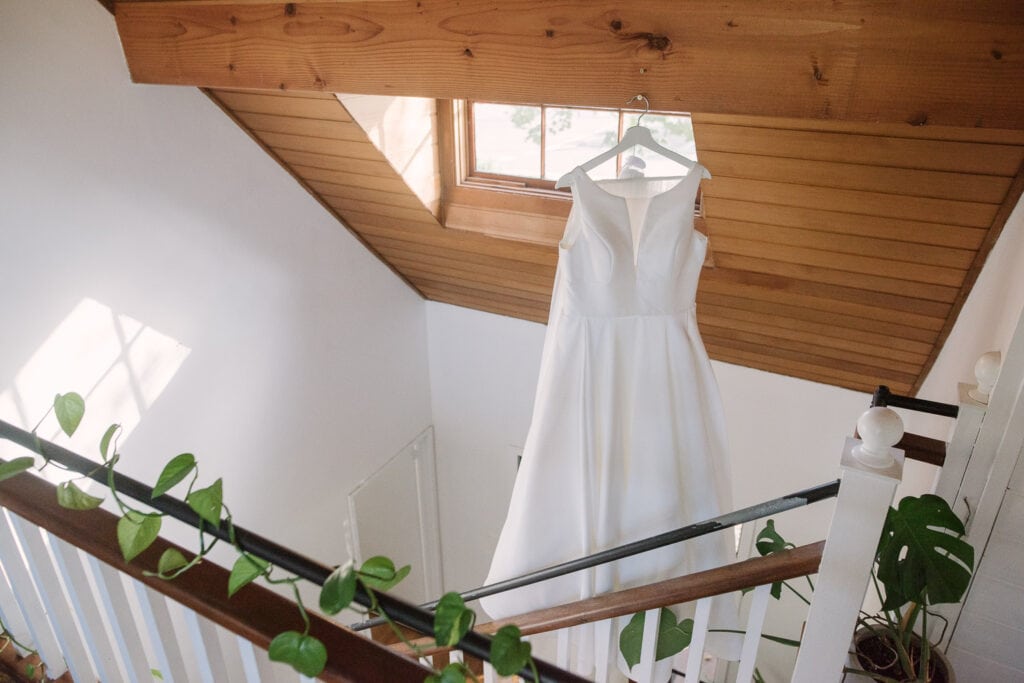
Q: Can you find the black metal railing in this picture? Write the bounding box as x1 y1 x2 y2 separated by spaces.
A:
0 419 587 683
871 385 959 418
353 479 841 631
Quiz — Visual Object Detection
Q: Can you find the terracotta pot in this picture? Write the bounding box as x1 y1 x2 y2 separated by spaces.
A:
846 628 956 683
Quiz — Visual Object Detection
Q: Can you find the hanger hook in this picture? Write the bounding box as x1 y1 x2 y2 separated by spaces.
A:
626 94 651 126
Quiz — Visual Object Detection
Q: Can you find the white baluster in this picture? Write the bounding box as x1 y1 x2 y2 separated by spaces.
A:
634 607 661 682
183 608 230 683
133 581 189 683
88 555 154 683
0 510 64 671
0 538 35 654
236 636 263 682
684 597 713 683
49 538 123 682
555 627 569 669
734 583 771 682
8 515 93 681
483 660 497 683
593 619 611 683
792 408 905 683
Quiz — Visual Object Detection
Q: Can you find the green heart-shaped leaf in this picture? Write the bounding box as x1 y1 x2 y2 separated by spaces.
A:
320 565 357 615
157 548 189 575
152 454 195 499
228 553 269 597
268 631 327 677
117 511 162 561
54 392 85 437
56 481 104 510
99 423 120 462
434 592 475 647
755 520 793 599
186 478 222 527
358 556 411 591
876 494 973 608
619 608 693 669
490 624 531 676
0 457 35 483
425 663 467 683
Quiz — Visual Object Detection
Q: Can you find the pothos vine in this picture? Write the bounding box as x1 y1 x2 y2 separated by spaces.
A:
0 392 537 682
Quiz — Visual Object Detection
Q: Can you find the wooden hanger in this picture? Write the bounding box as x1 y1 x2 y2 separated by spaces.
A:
555 94 710 188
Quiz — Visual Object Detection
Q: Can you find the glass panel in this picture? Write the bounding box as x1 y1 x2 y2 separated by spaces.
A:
621 113 698 178
472 103 541 178
543 107 619 181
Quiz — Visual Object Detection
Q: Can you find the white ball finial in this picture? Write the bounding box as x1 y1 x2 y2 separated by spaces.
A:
968 351 1001 404
853 407 904 468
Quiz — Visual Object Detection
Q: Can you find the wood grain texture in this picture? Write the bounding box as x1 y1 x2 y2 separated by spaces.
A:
393 541 825 657
197 72 1023 394
0 470 431 683
115 1 1024 129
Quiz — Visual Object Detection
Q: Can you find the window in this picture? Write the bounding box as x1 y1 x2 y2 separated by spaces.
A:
437 100 702 245
466 102 698 190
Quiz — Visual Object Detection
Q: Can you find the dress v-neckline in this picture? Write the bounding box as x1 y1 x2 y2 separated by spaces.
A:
570 165 703 266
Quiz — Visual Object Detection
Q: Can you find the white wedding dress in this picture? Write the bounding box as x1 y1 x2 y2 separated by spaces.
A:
480 164 738 680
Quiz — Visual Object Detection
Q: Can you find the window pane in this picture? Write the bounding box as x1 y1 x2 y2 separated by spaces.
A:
621 113 697 177
473 104 541 178
543 107 619 181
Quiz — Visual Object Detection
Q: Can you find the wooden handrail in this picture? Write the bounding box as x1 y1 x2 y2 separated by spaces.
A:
896 432 946 467
394 540 824 657
0 470 432 683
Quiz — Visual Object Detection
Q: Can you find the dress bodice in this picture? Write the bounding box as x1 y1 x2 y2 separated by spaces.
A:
558 165 707 318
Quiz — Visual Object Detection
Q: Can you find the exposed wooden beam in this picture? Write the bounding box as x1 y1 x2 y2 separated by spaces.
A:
113 1 1024 128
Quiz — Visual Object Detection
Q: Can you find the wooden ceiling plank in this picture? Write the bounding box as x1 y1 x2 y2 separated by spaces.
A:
275 150 401 178
703 177 999 228
383 256 555 299
706 220 974 269
232 111 368 141
703 335 918 388
209 90 354 120
346 216 558 266
702 266 954 322
713 253 960 304
704 198 988 250
911 161 1024 393
698 150 1014 204
707 347 895 394
324 198 440 226
373 245 557 289
115 1 1024 129
289 165 410 193
698 304 932 360
365 234 557 278
695 123 1024 175
700 278 946 331
692 114 1024 146
709 235 966 287
211 87 339 101
413 277 552 310
699 322 922 374
263 134 382 160
697 292 938 343
310 181 429 211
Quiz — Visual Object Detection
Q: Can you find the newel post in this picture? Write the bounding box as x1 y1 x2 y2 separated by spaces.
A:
791 407 905 683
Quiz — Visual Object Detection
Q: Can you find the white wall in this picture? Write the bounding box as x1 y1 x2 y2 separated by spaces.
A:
0 0 433 566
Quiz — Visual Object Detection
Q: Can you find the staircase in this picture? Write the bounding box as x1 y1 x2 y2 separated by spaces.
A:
0 346 1012 682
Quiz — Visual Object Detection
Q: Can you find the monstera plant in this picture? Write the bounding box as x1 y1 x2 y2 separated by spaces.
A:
849 494 974 683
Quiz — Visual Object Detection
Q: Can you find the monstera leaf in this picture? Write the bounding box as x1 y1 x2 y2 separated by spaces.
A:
876 494 973 609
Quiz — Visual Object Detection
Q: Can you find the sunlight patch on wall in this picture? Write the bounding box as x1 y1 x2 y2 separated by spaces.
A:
0 298 190 479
